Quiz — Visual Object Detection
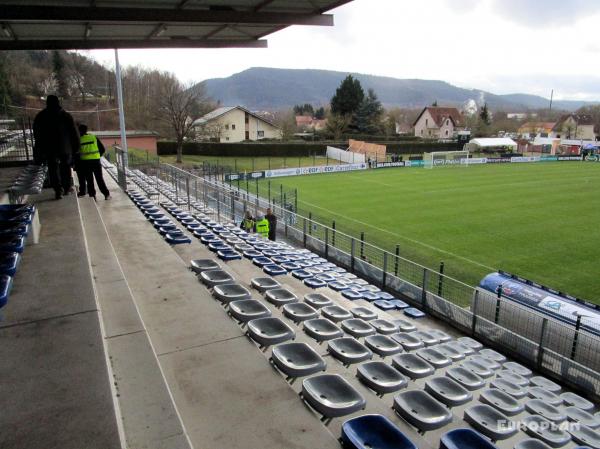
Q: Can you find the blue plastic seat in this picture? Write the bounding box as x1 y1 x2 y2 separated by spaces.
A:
200 234 220 244
0 251 20 276
329 281 351 291
361 292 380 301
165 233 191 245
271 256 290 264
341 414 417 449
342 289 364 300
304 277 327 288
373 300 395 310
0 224 29 236
292 269 313 280
440 428 499 449
390 299 410 309
217 249 242 261
281 262 302 271
0 274 13 307
252 256 273 267
208 242 231 252
0 235 25 253
263 264 287 276
404 307 426 318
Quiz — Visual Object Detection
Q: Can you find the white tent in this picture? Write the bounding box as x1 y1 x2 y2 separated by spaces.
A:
468 138 518 149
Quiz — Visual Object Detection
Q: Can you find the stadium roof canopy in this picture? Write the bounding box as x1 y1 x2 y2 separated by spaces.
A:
0 0 352 50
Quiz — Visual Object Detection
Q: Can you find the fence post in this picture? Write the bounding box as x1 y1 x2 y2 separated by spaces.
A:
571 314 583 360
350 238 355 273
332 220 336 247
308 212 312 235
294 188 298 212
471 290 479 336
394 244 400 276
360 232 365 259
280 184 283 206
421 269 429 310
255 178 259 200
268 181 271 204
303 217 307 247
186 176 191 211
216 188 221 221
494 285 503 324
382 252 388 288
231 192 235 220
437 261 445 296
252 158 255 172
325 227 329 259
538 318 549 370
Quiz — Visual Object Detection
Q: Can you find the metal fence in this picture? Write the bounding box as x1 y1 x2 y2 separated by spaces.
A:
0 118 34 166
124 160 600 402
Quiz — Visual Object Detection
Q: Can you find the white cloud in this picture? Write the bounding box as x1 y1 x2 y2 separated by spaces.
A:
87 0 600 100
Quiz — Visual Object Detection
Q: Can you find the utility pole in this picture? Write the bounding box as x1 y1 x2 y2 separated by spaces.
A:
549 89 554 111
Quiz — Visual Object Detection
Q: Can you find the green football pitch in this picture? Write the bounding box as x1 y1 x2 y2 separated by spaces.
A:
261 162 600 303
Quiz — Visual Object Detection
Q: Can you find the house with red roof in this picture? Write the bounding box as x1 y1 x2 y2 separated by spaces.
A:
413 107 464 139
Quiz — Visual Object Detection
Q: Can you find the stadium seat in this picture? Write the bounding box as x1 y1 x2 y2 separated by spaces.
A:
457 337 483 350
291 269 313 280
212 283 252 304
190 259 221 274
165 233 192 245
373 299 395 310
403 307 426 318
527 387 563 406
247 317 295 349
341 319 376 338
304 277 327 288
479 388 524 416
566 407 600 429
389 299 410 309
341 414 417 449
369 319 399 335
315 273 336 283
265 288 298 308
464 405 517 441
243 249 263 259
356 361 408 396
281 262 302 271
342 289 364 300
391 332 425 351
525 399 567 423
0 274 13 308
198 269 234 287
417 348 452 368
0 252 20 276
412 330 440 346
393 319 417 332
427 329 452 342
529 376 561 393
282 302 319 323
503 361 532 377
250 277 281 292
328 280 351 291
229 299 271 323
263 264 287 276
514 439 554 449
218 249 243 261
0 235 25 253
364 335 404 357
446 367 485 391
327 337 373 366
360 291 380 301
425 376 473 407
568 424 600 448
252 256 273 267
496 370 529 386
490 378 527 398
391 353 435 379
561 392 595 411
469 354 500 370
447 341 475 355
392 390 452 432
433 343 465 361
270 342 326 379
304 293 333 309
208 242 232 252
321 305 352 322
301 374 366 421
440 428 500 449
235 243 254 252
350 307 378 321
461 360 494 378
479 348 506 363
303 318 344 343
522 415 572 447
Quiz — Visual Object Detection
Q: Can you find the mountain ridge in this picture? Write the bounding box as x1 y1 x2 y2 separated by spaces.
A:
201 67 595 112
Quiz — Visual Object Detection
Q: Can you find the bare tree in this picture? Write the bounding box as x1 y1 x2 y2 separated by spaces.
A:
326 113 351 140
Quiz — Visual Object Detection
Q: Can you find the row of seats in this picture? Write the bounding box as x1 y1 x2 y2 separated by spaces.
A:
7 165 46 203
122 180 600 449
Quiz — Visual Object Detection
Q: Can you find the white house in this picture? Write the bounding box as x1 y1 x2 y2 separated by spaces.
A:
193 106 281 142
413 107 464 139
551 114 597 141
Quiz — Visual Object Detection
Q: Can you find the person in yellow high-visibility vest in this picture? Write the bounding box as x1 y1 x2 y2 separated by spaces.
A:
78 124 110 200
254 213 270 239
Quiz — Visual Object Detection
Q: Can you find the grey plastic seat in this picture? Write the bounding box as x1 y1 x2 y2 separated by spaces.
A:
370 319 399 335
190 258 221 274
250 277 281 292
470 355 501 371
480 348 507 363
199 269 234 287
283 302 318 323
458 336 483 351
413 330 440 346
514 438 554 449
303 318 344 342
568 424 600 448
391 332 425 351
566 406 600 429
301 374 366 420
465 405 517 441
434 343 465 361
247 317 295 348
341 319 376 338
364 335 404 357
480 388 525 416
525 399 567 423
447 340 475 355
462 360 494 379
425 376 473 407
392 390 453 432
304 293 333 309
496 370 530 387
446 367 485 391
356 361 408 396
392 353 435 379
265 288 298 308
417 348 452 368
350 306 378 321
529 376 561 393
561 392 595 411
527 387 563 406
270 342 326 379
491 378 527 398
229 299 271 323
321 305 352 322
503 361 532 377
212 283 252 304
522 415 572 447
327 337 373 366
394 319 417 332
427 329 452 342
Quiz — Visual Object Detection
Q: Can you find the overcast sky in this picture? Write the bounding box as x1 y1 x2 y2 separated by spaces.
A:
87 0 600 101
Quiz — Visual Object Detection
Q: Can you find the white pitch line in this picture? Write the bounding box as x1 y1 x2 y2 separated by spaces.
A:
297 198 497 271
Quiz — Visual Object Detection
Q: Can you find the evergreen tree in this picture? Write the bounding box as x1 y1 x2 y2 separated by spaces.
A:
52 50 68 98
479 102 491 125
330 75 364 116
314 107 325 120
354 89 384 134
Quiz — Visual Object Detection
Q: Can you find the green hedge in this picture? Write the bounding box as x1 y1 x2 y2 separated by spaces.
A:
386 141 461 154
157 141 328 157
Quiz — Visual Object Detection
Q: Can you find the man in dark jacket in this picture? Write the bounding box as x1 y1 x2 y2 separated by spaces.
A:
265 207 277 241
33 95 79 200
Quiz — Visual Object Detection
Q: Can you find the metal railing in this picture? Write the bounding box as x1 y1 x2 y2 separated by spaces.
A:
123 159 600 402
0 119 34 166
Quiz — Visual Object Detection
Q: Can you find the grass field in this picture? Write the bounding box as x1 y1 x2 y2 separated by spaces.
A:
261 162 600 303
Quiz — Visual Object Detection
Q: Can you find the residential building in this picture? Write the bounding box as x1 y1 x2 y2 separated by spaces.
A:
193 106 281 142
295 115 327 131
413 107 463 138
94 130 160 153
551 114 597 140
517 122 556 139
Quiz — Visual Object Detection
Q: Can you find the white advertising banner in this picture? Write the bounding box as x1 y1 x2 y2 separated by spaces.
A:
511 156 541 163
326 146 366 164
264 163 367 178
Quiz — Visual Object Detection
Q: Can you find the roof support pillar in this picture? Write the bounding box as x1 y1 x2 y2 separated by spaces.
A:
114 48 129 189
